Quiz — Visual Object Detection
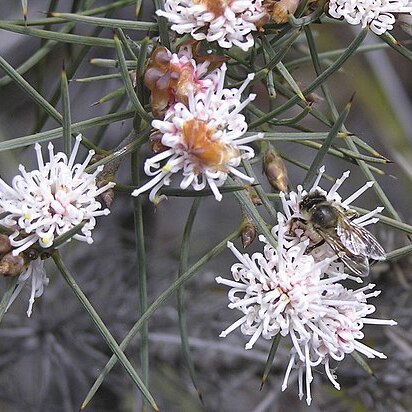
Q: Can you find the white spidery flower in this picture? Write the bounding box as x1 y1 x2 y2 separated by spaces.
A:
6 258 49 317
0 135 115 255
156 0 269 51
281 281 396 405
216 214 339 350
278 166 386 277
133 63 263 203
216 214 396 405
328 0 412 35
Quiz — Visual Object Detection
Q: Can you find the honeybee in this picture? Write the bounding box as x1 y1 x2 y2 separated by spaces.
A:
295 191 386 277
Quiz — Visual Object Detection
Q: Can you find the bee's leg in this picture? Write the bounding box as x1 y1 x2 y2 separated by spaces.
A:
306 238 325 253
288 217 306 236
346 208 359 220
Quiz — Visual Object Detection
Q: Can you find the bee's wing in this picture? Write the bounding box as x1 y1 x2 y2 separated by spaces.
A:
340 251 370 277
336 217 386 261
317 230 370 277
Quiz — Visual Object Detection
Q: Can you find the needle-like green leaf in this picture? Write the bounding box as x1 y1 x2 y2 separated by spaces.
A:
52 251 159 411
131 117 150 410
113 33 152 122
177 198 203 403
49 12 158 31
80 228 241 409
0 277 19 325
61 66 72 155
260 334 281 390
0 55 62 124
0 22 115 47
303 97 353 189
0 110 134 152
250 28 368 129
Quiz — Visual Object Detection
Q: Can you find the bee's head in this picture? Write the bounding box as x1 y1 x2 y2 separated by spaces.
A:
299 190 327 212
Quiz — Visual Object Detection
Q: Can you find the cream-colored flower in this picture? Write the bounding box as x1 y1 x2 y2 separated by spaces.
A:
133 64 262 202
0 135 114 255
217 214 396 404
328 0 412 34
156 0 269 51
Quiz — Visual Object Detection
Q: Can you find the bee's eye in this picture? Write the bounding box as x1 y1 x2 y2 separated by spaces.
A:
311 205 337 228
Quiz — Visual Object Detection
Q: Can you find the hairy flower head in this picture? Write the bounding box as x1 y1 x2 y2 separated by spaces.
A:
0 135 115 255
217 214 396 404
156 0 269 51
133 64 262 202
328 0 412 34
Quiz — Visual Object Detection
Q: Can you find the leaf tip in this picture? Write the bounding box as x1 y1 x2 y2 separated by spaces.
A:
347 92 356 108
298 91 307 102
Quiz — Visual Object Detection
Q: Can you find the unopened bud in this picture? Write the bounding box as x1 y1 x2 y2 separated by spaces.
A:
151 47 172 67
241 217 257 248
265 0 300 24
40 252 51 260
306 92 323 104
241 223 257 249
263 144 289 192
0 234 11 255
24 248 39 261
0 253 26 277
90 154 105 165
129 70 137 87
90 154 116 208
150 131 167 154
245 186 263 206
100 187 115 208
144 47 174 116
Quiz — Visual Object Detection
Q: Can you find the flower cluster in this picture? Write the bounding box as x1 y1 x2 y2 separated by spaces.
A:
217 169 395 404
143 45 217 116
134 61 262 203
0 135 114 254
328 0 412 35
0 135 114 316
156 0 269 51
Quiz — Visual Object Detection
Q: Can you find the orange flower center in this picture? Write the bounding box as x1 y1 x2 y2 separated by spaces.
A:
194 0 232 16
182 119 239 170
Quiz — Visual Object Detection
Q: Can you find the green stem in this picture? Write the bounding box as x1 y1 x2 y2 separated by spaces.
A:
81 228 241 409
304 28 401 221
178 198 203 401
52 251 159 411
61 67 72 155
0 277 19 325
131 120 149 411
249 28 368 129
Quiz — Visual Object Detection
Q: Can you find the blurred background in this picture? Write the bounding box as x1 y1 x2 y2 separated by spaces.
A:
0 1 412 411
